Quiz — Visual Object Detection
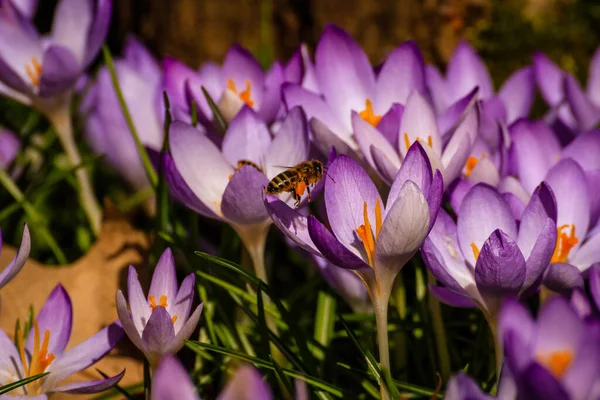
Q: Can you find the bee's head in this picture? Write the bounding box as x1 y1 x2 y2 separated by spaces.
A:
314 162 323 177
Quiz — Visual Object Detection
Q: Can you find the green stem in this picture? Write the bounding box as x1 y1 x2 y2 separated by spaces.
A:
103 45 158 188
484 311 503 379
46 103 101 236
427 271 451 382
374 296 391 400
143 358 151 400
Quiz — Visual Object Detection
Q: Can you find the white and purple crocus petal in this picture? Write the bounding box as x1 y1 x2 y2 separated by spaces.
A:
116 248 203 365
216 365 273 400
500 297 600 400
444 373 494 400
0 128 20 170
0 223 30 290
152 356 200 400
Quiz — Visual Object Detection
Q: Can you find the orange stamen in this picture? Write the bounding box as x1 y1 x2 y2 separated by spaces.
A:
551 224 579 263
537 350 573 378
375 199 382 239
171 316 178 324
359 99 382 127
16 324 28 375
227 79 254 108
25 57 41 87
465 156 479 177
355 200 383 268
471 242 480 260
403 133 411 151
403 133 434 151
23 321 55 392
427 135 433 148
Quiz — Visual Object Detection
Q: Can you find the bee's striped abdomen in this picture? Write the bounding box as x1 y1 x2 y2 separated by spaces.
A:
266 171 298 194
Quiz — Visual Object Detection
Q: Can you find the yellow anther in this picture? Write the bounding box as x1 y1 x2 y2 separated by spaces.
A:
25 57 41 87
359 99 382 127
551 224 579 264
537 350 573 379
227 79 254 108
355 200 383 268
471 242 480 260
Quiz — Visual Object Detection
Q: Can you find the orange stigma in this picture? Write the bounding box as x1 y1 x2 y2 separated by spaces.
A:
551 224 579 263
359 99 382 127
355 199 383 268
227 79 254 108
465 153 486 177
403 133 433 151
25 57 42 87
15 320 54 393
537 350 573 379
471 242 480 260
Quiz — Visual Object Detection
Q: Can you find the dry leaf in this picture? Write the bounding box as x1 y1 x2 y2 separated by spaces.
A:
0 208 150 399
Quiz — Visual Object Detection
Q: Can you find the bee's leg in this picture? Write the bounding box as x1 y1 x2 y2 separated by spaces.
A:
292 191 301 208
306 184 312 203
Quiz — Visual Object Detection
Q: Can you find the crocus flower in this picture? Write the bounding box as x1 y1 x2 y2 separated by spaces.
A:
164 45 285 126
9 0 37 18
0 128 20 170
152 356 276 400
0 223 29 292
168 106 310 281
444 373 493 400
500 297 600 400
423 182 557 322
0 284 125 398
83 36 163 191
265 142 442 398
283 24 427 156
115 248 203 366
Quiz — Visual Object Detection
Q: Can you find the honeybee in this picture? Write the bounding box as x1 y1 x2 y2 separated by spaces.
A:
229 159 263 180
265 160 324 208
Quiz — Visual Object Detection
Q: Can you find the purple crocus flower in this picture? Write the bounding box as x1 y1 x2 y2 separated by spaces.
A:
168 106 310 280
500 297 600 400
83 36 164 191
0 284 124 398
0 223 29 291
283 24 427 156
152 356 275 400
115 248 203 366
164 45 284 125
0 128 20 170
423 182 557 321
9 0 37 18
444 373 493 400
0 0 112 105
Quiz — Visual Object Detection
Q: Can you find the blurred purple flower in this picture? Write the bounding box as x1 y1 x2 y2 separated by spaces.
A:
444 373 493 400
423 182 557 319
0 284 124 397
0 128 20 170
9 0 37 18
283 24 427 156
152 356 276 400
0 223 29 291
115 248 203 366
83 36 164 191
500 297 600 400
0 0 112 105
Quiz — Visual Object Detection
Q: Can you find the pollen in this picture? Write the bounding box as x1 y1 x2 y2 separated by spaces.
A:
403 133 433 151
536 350 573 379
359 99 382 127
227 79 254 108
355 199 383 268
149 295 168 311
551 224 579 264
471 242 480 260
295 181 307 197
25 57 42 87
465 153 487 177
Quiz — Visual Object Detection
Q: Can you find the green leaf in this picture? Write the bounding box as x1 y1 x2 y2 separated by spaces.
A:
96 369 136 400
0 372 49 395
191 100 198 127
201 86 228 133
314 291 336 347
186 341 346 398
255 284 271 361
271 355 295 398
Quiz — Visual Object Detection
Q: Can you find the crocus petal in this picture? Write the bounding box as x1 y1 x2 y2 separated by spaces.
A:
152 356 200 400
561 130 600 171
399 91 441 157
37 44 80 97
498 176 531 206
50 0 92 65
115 290 144 351
545 159 590 248
12 0 38 18
570 230 600 272
499 298 535 373
162 58 197 112
375 181 430 277
370 146 401 184
217 365 272 400
518 363 569 400
562 331 600 400
221 166 270 224
307 216 370 270
52 370 125 394
444 373 493 400
591 265 600 310
221 107 271 168
264 195 320 255
82 0 111 67
441 105 479 187
282 83 346 136
168 303 203 355
170 120 234 217
474 230 526 303
310 117 358 156
466 157 499 186
533 52 564 107
374 40 425 111
26 284 72 356
543 263 584 294
0 327 24 378
564 74 600 131
587 47 600 107
457 184 518 266
142 307 176 363
148 248 178 304
437 87 478 138
447 41 494 100
263 106 309 178
377 104 402 148
315 24 375 129
352 111 401 176
324 155 382 256
170 274 195 332
258 62 283 123
498 66 535 123
535 297 583 353
44 323 124 391
221 45 264 107
426 64 451 113
0 223 30 289
388 141 432 210
428 285 477 308
123 36 160 84
127 265 151 333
